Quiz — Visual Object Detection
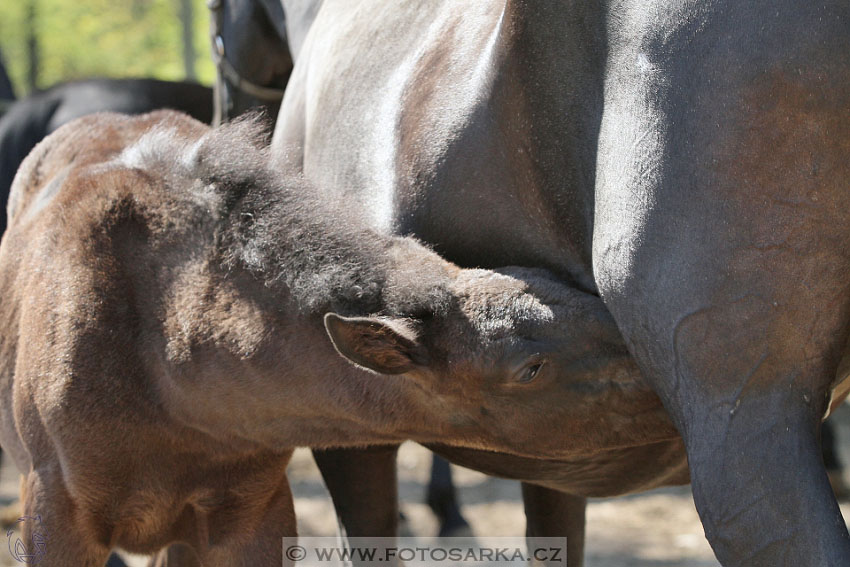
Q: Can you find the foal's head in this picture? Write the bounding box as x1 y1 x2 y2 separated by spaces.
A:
325 266 675 458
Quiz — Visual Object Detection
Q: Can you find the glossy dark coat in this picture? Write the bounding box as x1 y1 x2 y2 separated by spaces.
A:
273 1 850 566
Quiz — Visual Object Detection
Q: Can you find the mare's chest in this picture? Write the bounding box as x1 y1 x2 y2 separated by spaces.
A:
281 1 601 288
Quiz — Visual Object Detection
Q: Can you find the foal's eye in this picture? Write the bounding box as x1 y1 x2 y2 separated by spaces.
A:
518 362 545 384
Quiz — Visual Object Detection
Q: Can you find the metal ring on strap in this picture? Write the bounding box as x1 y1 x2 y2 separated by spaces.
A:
207 0 287 103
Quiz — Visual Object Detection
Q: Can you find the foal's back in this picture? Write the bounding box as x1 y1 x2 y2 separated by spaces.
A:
0 111 299 562
7 110 208 226
0 111 211 466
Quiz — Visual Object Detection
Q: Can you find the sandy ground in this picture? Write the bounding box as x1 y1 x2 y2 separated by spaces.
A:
1 405 849 566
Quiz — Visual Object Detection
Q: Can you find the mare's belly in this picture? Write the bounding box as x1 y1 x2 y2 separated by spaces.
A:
428 439 689 498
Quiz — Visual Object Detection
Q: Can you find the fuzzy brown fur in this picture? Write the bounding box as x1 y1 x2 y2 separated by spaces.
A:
0 111 675 565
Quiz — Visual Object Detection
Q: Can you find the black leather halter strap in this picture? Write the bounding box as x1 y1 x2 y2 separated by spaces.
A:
207 0 287 102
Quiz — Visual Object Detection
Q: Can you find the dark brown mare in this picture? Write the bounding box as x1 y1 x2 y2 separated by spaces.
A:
201 1 850 565
0 110 676 565
272 1 850 566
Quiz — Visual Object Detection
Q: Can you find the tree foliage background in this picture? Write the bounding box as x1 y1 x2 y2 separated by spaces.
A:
0 0 215 97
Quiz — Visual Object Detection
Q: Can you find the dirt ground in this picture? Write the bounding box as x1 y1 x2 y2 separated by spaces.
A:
2 405 850 566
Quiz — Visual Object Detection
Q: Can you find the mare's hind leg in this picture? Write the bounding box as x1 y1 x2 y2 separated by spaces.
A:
522 484 585 567
313 446 401 566
18 470 111 566
312 445 401 538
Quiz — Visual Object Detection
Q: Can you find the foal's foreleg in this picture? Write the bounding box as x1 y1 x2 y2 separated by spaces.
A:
18 470 112 566
196 475 297 567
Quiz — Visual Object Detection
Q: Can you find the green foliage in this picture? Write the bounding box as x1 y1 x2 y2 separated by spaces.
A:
0 0 215 96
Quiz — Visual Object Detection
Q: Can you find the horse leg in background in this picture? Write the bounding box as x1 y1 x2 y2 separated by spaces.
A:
822 419 849 499
426 454 471 537
522 483 585 567
147 544 200 567
105 553 130 567
313 445 401 538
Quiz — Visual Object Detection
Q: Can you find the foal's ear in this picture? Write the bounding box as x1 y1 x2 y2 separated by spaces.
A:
324 313 427 375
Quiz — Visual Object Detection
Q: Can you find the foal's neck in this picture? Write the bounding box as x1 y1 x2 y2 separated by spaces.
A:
216 173 458 318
